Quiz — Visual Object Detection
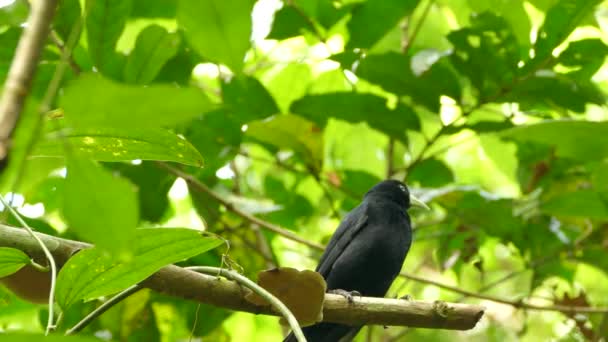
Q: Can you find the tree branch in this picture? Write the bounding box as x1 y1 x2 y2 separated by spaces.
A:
0 224 484 330
399 272 608 314
157 163 608 315
0 0 59 162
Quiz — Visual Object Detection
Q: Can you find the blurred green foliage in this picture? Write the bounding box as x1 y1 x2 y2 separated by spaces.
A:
1 0 608 340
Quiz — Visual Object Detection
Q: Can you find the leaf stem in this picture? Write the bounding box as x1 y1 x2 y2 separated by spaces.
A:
65 285 142 335
186 266 307 342
0 195 58 334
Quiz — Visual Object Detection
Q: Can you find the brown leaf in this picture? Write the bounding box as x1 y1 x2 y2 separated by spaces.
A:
245 267 326 327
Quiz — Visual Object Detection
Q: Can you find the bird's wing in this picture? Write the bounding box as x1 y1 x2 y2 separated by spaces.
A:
315 203 369 278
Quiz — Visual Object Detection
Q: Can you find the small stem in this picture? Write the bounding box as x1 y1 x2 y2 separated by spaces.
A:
400 271 608 314
186 266 306 342
0 195 58 334
158 162 325 251
286 0 324 42
402 0 435 55
29 259 49 272
66 285 142 335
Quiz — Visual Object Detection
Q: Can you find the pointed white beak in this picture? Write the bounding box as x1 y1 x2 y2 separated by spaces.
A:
410 194 430 210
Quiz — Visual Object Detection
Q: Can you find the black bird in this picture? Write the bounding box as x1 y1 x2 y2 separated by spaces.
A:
284 180 428 342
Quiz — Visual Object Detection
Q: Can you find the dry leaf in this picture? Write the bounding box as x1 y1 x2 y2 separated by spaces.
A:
245 267 326 327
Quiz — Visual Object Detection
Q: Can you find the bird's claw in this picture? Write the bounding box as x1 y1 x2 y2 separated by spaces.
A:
329 289 361 304
399 294 413 301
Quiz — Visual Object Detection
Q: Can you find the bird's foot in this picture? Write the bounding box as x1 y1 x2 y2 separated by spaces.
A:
329 289 361 304
399 294 413 301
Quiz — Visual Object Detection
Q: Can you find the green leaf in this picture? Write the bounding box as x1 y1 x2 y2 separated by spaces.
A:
262 63 312 113
109 162 176 223
63 157 138 254
0 28 21 79
355 51 461 111
346 0 420 49
86 0 133 76
263 176 314 226
0 99 41 192
501 121 608 161
501 72 605 113
448 12 521 98
267 1 352 40
54 0 82 42
0 247 30 278
557 39 608 80
578 246 608 276
185 109 241 173
123 25 181 84
443 120 515 135
267 6 312 40
541 190 608 219
408 158 454 187
56 228 223 310
155 38 202 85
290 92 420 142
532 0 602 65
436 190 522 242
221 75 279 121
246 114 323 171
0 0 29 27
467 0 531 46
183 75 276 172
61 73 214 128
33 125 204 167
177 0 254 71
132 0 177 18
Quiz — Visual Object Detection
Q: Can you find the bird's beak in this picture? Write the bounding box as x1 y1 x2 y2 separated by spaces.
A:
409 194 430 210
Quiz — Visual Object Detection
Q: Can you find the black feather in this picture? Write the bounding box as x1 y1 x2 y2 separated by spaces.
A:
283 180 414 342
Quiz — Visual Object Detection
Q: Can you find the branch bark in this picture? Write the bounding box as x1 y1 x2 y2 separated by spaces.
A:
0 224 484 330
0 0 59 162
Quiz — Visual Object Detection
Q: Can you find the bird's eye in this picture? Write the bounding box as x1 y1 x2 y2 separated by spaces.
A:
399 184 406 193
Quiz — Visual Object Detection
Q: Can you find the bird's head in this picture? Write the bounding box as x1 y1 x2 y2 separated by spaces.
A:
365 180 429 210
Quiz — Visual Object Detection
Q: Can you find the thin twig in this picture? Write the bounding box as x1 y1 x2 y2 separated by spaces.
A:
49 30 81 75
218 221 276 265
186 266 306 342
404 124 448 181
189 304 202 342
0 196 58 334
251 225 278 268
286 0 325 42
399 272 608 314
386 138 395 178
158 162 325 250
65 285 143 335
402 0 435 55
308 167 340 219
239 150 360 201
40 16 85 113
